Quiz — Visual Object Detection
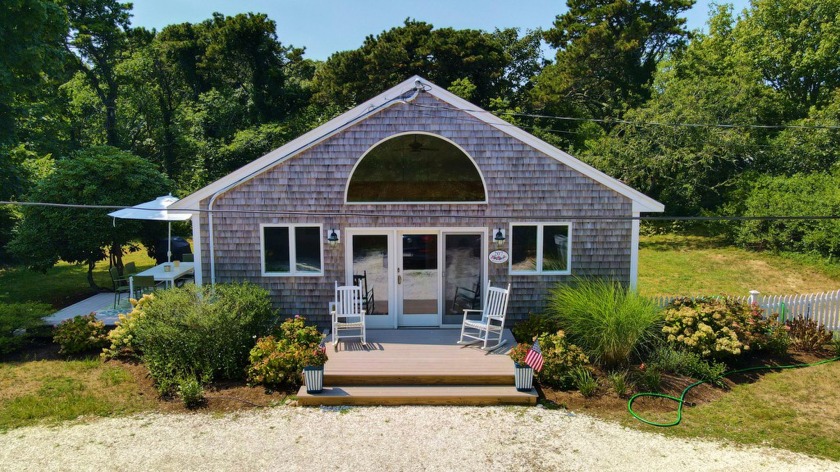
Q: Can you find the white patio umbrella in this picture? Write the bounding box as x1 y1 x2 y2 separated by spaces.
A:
108 194 191 262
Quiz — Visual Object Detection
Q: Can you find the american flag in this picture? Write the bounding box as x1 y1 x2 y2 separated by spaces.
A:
524 339 544 372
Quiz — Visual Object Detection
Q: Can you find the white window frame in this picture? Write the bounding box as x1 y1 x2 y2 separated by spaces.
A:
509 222 572 275
260 223 324 277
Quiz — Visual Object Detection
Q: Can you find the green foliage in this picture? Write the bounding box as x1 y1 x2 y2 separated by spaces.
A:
8 146 172 288
662 297 777 359
650 347 727 386
511 313 563 344
607 370 631 397
786 316 833 353
636 364 663 392
734 172 840 258
535 331 590 389
247 316 324 388
0 302 50 355
131 283 275 394
177 376 205 409
571 367 598 397
546 278 663 367
53 313 108 355
102 294 152 359
832 333 840 357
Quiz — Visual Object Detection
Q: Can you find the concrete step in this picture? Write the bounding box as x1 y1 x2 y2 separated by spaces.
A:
296 385 537 406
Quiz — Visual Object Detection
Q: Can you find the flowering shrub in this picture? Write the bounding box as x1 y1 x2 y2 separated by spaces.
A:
536 330 590 389
508 343 531 366
102 294 153 359
53 313 109 355
662 297 781 359
247 316 325 387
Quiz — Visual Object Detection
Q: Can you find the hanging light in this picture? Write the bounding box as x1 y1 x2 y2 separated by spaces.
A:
327 228 340 247
494 228 506 247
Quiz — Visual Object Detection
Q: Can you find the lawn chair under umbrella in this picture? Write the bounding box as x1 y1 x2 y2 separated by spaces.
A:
107 194 191 262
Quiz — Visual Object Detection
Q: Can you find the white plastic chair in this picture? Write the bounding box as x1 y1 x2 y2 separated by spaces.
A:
330 282 366 346
458 281 511 350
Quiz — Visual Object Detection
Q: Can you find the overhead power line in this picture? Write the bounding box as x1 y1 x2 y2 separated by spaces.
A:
2 201 838 222
409 102 840 131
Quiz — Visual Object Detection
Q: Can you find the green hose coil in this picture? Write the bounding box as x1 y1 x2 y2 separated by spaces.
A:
627 356 840 427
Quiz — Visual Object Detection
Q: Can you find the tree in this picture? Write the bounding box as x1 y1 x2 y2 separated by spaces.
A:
736 0 840 117
0 0 67 146
311 20 513 109
534 0 693 121
9 146 172 288
62 0 132 147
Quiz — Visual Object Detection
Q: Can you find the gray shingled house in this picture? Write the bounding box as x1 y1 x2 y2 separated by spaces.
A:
170 76 664 329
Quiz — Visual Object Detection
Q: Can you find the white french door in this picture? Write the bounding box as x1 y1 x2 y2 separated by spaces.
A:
345 228 486 328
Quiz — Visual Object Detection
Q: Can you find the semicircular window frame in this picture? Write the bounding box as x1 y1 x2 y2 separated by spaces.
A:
345 133 487 204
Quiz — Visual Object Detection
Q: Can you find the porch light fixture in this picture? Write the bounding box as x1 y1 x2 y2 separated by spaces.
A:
327 228 340 247
494 228 506 247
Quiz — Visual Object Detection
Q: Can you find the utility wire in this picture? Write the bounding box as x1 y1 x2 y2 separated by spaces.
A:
2 201 838 222
409 102 840 130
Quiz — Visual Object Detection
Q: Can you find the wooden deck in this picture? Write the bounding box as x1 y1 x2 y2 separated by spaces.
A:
297 329 537 406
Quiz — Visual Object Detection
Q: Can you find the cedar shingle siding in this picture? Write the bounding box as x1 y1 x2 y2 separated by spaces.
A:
198 93 632 327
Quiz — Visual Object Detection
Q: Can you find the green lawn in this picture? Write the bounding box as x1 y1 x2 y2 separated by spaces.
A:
639 234 840 297
0 250 157 309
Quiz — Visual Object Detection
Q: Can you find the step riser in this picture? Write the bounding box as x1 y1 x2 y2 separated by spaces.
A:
325 375 514 386
298 396 535 406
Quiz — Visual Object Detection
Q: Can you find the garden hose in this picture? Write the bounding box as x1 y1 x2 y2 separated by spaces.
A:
627 356 840 427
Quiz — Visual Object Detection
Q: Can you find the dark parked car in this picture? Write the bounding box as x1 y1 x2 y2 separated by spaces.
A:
154 237 192 264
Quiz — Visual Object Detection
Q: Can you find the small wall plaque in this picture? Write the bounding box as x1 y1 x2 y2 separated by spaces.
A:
489 250 509 264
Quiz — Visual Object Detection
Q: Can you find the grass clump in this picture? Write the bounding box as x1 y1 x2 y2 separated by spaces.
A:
572 367 598 397
0 302 51 355
546 278 662 367
651 346 727 386
607 370 631 397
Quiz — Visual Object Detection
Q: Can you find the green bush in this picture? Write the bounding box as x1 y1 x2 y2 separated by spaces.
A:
101 294 153 359
734 172 840 258
546 278 663 367
53 313 108 355
511 313 563 343
0 302 51 355
132 283 275 394
536 331 590 389
247 316 324 388
177 376 205 409
572 367 598 397
787 316 833 352
651 347 727 386
635 365 662 392
662 297 774 359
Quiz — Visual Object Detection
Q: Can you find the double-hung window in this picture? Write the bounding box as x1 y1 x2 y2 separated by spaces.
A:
261 224 323 276
509 223 572 275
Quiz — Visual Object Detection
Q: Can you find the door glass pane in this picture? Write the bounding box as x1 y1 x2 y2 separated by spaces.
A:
402 234 438 315
443 234 482 324
264 227 290 273
352 235 388 315
294 227 322 272
542 225 569 271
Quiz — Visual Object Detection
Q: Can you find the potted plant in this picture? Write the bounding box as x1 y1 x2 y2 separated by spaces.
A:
301 344 328 394
509 342 534 392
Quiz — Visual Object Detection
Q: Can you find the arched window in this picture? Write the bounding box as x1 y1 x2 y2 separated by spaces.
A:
346 133 486 203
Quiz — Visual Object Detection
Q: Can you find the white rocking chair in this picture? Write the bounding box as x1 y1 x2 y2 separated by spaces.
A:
330 282 366 347
458 281 511 350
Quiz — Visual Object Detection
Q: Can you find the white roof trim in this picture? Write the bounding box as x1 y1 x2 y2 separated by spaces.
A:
171 75 664 213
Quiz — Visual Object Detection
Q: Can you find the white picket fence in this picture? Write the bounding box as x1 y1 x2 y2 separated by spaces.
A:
653 289 840 331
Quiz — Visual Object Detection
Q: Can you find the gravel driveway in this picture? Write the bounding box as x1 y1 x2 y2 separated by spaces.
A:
0 406 837 471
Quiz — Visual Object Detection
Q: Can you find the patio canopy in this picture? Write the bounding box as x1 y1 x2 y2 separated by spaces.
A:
108 195 191 262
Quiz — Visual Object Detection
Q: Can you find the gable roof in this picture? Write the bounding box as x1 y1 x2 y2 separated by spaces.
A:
171 76 664 213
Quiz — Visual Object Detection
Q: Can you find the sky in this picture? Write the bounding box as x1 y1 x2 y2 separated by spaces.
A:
130 0 753 61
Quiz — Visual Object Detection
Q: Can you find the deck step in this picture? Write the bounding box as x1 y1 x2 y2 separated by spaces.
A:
325 373 514 386
296 385 537 406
